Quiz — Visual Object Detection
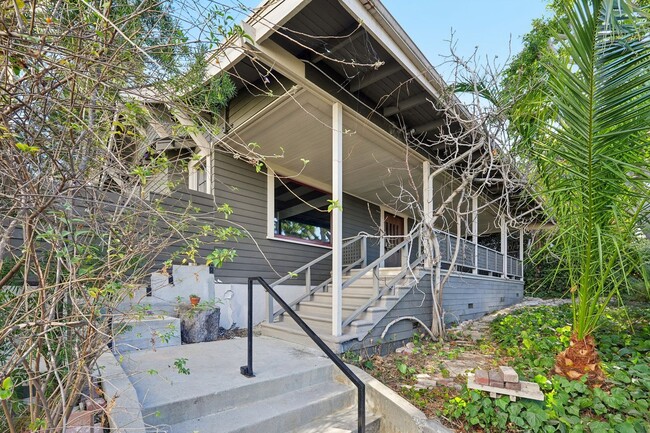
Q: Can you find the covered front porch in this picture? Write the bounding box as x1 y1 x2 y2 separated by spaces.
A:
222 87 525 344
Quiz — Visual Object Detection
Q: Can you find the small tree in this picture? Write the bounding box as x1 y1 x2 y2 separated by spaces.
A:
0 1 248 431
514 0 650 384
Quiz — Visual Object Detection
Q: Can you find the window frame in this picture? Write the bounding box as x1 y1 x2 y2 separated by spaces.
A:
266 173 332 249
188 154 212 195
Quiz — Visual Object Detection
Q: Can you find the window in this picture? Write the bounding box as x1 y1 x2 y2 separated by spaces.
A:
189 156 210 194
271 178 331 246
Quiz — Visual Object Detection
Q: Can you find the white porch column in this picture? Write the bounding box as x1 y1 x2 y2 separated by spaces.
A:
331 102 343 337
422 161 432 267
472 196 478 274
501 214 508 278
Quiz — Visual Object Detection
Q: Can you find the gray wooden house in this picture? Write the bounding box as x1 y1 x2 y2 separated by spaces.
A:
141 0 529 353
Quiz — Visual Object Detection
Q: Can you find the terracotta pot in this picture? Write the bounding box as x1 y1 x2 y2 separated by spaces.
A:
189 296 200 306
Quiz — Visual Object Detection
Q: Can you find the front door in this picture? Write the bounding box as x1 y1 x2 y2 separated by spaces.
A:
383 213 405 267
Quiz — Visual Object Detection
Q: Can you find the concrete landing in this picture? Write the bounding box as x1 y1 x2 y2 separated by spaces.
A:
117 337 357 432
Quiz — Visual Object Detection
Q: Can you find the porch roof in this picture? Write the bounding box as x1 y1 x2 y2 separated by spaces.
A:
208 0 542 226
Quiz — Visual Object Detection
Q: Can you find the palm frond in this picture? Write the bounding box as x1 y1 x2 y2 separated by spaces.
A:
534 0 650 338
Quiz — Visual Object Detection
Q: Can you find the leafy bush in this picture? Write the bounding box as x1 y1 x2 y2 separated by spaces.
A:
443 305 650 432
523 249 571 299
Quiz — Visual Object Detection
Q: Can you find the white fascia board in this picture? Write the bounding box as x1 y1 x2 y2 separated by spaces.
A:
171 110 211 156
205 0 312 78
248 0 312 44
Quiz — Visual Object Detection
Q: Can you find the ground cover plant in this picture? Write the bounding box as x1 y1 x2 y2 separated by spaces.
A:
351 304 650 432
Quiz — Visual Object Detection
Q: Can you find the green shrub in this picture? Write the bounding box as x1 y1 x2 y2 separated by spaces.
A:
442 305 650 432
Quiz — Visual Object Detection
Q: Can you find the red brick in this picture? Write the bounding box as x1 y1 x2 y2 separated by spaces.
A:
488 370 504 387
488 369 504 382
68 410 94 427
475 370 490 386
499 366 519 383
505 381 522 391
83 397 106 411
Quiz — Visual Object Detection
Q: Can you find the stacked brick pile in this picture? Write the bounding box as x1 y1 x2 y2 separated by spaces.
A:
468 365 544 401
66 378 107 433
474 366 520 390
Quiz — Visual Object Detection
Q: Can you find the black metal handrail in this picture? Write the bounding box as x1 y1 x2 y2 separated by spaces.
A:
241 277 366 433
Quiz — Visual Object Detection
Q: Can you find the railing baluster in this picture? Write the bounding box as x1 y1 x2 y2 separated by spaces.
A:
373 265 379 297
305 267 311 295
361 236 367 267
267 292 273 323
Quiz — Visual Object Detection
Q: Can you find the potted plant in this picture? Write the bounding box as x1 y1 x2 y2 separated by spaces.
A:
189 294 201 306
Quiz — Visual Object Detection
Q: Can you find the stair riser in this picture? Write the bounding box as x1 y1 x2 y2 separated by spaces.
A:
228 388 355 433
284 315 332 330
312 288 402 307
297 303 362 316
261 325 342 352
295 305 387 326
142 365 336 426
283 315 373 334
312 294 373 307
291 412 382 433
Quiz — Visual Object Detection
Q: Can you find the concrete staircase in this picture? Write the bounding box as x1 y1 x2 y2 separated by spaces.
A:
118 338 381 433
149 365 380 433
262 268 419 352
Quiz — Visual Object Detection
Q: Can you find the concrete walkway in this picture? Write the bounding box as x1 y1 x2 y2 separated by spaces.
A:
119 337 337 428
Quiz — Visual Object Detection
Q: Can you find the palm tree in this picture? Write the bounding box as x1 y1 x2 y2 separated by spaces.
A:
526 0 650 384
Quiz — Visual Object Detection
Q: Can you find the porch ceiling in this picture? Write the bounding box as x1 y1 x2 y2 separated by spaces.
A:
225 90 423 213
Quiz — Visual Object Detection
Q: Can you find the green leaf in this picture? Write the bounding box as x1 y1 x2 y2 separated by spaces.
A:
588 421 611 433
0 377 13 400
15 143 40 153
495 396 509 411
614 421 636 433
327 199 342 213
523 406 548 431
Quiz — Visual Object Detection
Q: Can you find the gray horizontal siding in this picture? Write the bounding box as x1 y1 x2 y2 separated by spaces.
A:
341 195 381 263
154 151 385 286
343 272 524 354
441 274 523 324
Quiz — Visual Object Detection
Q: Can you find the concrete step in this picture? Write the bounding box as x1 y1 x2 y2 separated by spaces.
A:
143 364 335 427
290 406 381 433
261 319 366 352
298 300 386 315
312 292 403 310
261 321 340 351
279 312 373 333
112 315 180 352
162 381 355 433
311 292 372 308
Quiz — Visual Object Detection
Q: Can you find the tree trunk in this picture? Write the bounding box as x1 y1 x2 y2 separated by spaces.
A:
554 333 605 387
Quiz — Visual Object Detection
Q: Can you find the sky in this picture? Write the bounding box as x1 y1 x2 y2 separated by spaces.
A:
382 0 550 80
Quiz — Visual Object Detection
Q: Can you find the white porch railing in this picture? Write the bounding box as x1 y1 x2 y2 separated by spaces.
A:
435 230 523 279
269 228 524 331
267 235 367 322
